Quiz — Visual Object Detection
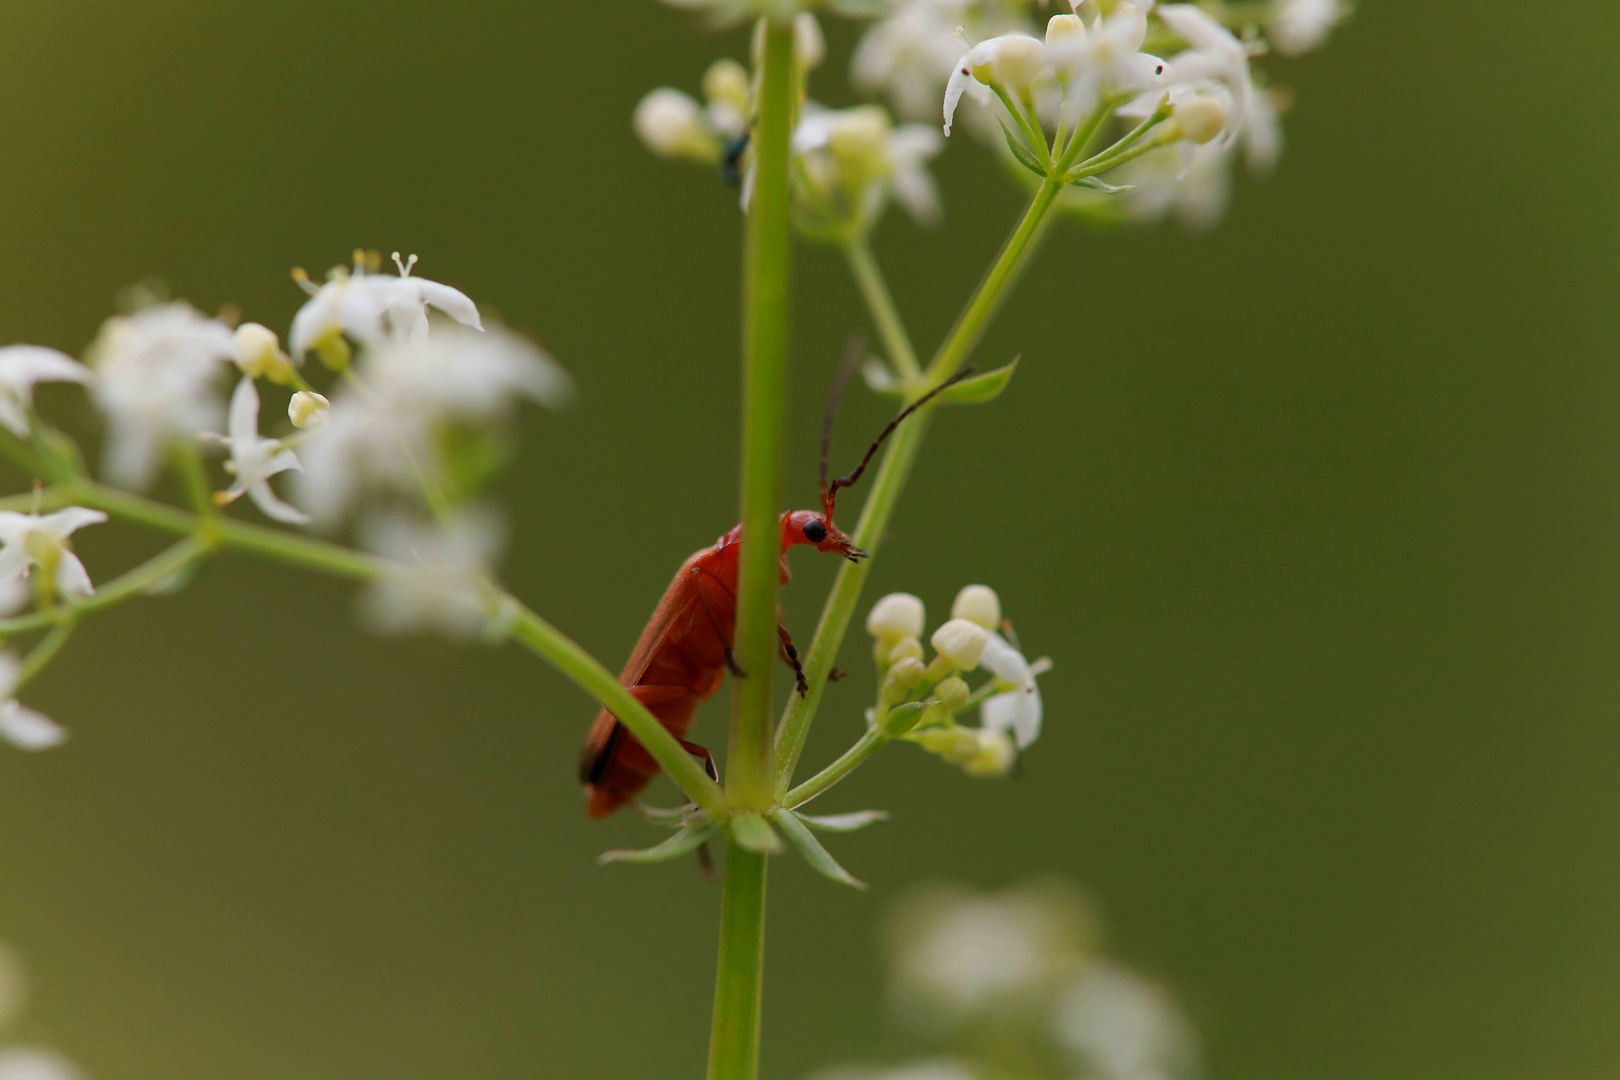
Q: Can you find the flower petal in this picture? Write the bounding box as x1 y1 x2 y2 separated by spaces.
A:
0 699 67 751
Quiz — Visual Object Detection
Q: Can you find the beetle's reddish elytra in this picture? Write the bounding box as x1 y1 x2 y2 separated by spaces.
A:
578 351 974 818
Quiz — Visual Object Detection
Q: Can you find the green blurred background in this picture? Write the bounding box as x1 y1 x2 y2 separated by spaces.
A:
0 2 1616 1078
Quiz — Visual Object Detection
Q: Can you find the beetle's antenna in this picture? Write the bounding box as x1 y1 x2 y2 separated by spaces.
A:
820 333 866 517
822 364 978 521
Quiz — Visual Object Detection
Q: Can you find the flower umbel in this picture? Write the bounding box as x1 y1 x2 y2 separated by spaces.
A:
201 378 308 525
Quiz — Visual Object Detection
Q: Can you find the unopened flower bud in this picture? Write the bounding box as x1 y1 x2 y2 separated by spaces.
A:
973 35 1046 92
918 726 982 764
703 59 749 111
288 391 331 429
951 584 1001 631
963 728 1017 777
1173 97 1228 144
867 592 926 641
882 656 927 704
934 676 971 713
233 322 295 383
888 635 924 665
634 88 719 162
1045 13 1086 48
794 13 826 70
931 618 989 670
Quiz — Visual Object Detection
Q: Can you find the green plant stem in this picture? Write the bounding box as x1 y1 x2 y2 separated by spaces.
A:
706 841 768 1080
843 238 921 384
16 620 76 688
1069 131 1177 181
9 480 728 814
783 725 886 809
726 19 796 813
773 178 1064 792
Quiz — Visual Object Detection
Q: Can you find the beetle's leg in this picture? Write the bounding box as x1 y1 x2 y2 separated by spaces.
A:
776 623 809 698
691 566 748 678
679 737 719 782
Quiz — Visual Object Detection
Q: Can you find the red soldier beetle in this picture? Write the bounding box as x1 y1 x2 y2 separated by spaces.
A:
578 351 975 818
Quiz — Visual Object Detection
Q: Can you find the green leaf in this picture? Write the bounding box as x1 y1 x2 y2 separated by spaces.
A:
881 700 933 736
598 824 717 865
773 811 868 890
1000 123 1047 178
793 809 890 833
938 358 1019 405
728 811 785 855
1070 176 1134 194
635 803 710 829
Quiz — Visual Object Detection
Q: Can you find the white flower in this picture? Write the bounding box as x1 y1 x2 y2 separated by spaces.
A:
855 0 1035 133
1116 141 1235 231
794 105 946 226
944 35 1043 137
289 253 482 360
1054 961 1200 1080
358 505 508 641
231 322 296 383
0 507 108 613
88 302 235 489
0 1049 86 1080
1156 4 1253 140
1268 0 1345 56
657 0 885 28
294 325 571 524
0 347 92 440
203 378 308 525
1045 1 1165 123
0 654 67 751
979 631 1043 749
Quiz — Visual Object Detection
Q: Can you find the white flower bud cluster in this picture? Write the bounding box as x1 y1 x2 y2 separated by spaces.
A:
864 584 1048 779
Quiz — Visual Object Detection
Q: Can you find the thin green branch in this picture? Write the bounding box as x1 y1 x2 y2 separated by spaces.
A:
707 841 768 1080
843 238 922 384
16 620 76 688
783 725 886 809
0 536 206 637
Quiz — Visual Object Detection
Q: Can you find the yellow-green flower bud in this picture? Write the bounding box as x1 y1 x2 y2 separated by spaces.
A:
867 592 926 641
888 636 924 665
973 35 1046 93
932 618 989 670
881 656 927 704
233 322 296 384
917 726 980 764
794 12 825 71
1046 13 1085 48
963 729 1017 777
703 59 749 112
634 88 720 163
288 390 331 430
934 676 971 713
828 105 893 180
1172 97 1229 144
951 584 1001 631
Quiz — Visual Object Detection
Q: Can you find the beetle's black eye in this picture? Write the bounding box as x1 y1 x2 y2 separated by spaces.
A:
803 519 827 543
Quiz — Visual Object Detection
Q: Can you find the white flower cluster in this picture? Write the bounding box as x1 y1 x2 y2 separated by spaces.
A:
633 15 947 237
855 0 1347 230
811 879 1199 1080
0 250 574 753
659 0 888 29
866 583 1046 777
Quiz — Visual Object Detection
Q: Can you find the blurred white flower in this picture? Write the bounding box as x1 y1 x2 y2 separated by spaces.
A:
949 584 999 630
888 880 1100 1025
289 253 482 361
294 325 571 524
978 631 1042 749
1268 0 1345 56
794 105 945 227
854 0 1036 136
1115 142 1235 231
358 504 509 641
0 347 92 440
867 592 927 641
1156 4 1252 139
1054 961 1200 1080
808 1061 978 1080
202 378 307 525
0 507 108 614
635 88 722 163
0 1049 86 1080
658 0 886 27
88 302 235 489
1045 2 1165 123
0 654 66 751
